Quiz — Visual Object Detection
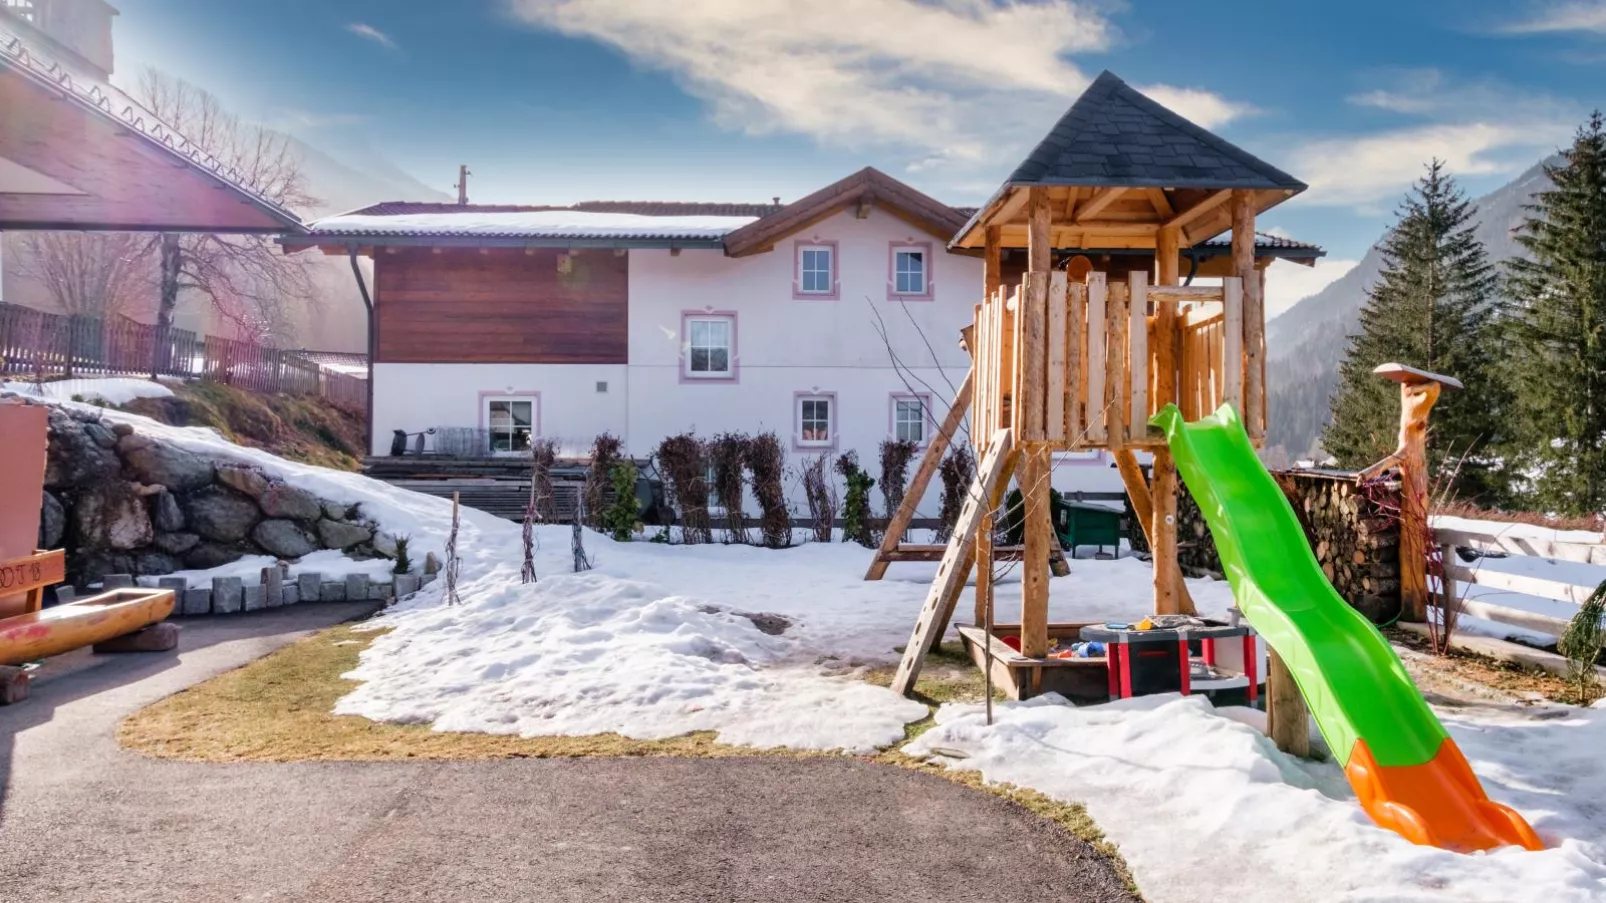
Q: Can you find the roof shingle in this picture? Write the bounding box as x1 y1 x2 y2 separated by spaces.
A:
1008 71 1306 191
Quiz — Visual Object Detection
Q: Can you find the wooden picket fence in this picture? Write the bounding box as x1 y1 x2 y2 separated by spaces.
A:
0 303 366 415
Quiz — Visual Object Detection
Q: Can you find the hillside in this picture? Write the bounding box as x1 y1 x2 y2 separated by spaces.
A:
1264 157 1556 460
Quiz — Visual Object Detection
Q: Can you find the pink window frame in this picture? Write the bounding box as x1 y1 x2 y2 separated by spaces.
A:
680 310 739 383
477 391 542 455
886 240 934 302
793 390 839 451
793 239 840 301
889 392 935 446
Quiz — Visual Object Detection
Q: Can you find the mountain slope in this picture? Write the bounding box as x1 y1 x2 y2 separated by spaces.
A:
1264 158 1555 459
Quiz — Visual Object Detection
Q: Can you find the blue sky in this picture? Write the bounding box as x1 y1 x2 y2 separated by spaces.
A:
110 0 1606 313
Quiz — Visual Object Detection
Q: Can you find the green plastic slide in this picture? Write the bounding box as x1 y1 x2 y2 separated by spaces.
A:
1150 403 1541 851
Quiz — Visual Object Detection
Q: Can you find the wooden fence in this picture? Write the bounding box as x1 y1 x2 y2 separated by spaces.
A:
971 271 1244 455
0 303 366 415
1434 521 1606 637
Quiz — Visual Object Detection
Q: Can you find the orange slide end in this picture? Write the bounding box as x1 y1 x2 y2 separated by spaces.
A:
1344 738 1543 852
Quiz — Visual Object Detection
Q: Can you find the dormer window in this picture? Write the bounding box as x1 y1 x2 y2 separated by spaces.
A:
794 240 839 300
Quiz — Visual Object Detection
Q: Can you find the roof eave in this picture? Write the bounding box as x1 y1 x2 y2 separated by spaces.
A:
279 234 729 253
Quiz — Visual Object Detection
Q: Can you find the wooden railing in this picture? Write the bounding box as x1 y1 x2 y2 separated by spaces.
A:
0 303 366 415
971 271 1245 454
1434 521 1606 636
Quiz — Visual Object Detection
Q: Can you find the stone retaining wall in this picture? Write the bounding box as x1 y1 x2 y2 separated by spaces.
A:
61 568 440 616
6 393 406 589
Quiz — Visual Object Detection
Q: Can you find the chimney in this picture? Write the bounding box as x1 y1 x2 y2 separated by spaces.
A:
7 0 119 79
455 165 471 206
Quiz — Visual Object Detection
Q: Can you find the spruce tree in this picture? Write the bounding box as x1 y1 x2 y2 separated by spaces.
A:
1505 113 1606 516
1324 161 1505 501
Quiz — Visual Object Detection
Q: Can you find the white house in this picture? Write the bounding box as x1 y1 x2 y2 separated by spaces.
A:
285 168 1321 515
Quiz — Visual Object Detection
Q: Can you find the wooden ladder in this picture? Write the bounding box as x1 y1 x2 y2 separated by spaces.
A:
891 428 1016 696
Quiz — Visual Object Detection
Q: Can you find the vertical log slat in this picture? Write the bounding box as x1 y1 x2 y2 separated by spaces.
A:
1086 274 1107 444
1223 276 1245 416
1127 272 1148 444
1047 271 1069 444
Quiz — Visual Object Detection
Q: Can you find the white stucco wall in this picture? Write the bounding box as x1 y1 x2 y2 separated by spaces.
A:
371 207 1124 515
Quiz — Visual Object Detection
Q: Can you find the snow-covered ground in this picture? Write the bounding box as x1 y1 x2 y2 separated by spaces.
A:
4 376 175 406
12 387 1604 899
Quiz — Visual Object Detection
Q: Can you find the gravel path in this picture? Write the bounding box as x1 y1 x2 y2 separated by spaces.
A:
0 604 1138 902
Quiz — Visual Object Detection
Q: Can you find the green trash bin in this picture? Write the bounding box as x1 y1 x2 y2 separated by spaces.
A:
1003 488 1123 556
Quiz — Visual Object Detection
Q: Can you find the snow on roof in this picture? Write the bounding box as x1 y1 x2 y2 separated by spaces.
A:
305 209 757 243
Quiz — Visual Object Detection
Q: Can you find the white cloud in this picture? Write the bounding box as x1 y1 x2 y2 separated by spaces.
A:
1501 1 1606 34
345 22 398 51
506 0 1250 174
1263 258 1359 319
1290 70 1575 208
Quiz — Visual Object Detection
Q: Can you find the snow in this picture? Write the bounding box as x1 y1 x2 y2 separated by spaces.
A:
907 694 1606 903
310 209 756 239
14 389 1602 896
3 377 174 406
1433 514 1605 547
134 549 396 589
337 535 1234 753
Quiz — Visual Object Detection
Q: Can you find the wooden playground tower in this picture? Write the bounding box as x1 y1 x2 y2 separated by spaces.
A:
887 72 1308 698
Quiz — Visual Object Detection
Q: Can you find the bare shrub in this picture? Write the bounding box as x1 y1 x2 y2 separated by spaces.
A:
657 433 712 544
709 432 751 543
583 433 623 531
802 452 838 543
935 444 975 542
746 432 791 548
879 438 919 540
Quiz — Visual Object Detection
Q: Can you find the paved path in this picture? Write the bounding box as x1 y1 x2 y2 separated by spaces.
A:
0 605 1137 902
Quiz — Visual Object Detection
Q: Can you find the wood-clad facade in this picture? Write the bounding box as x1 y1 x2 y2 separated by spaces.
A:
373 248 628 364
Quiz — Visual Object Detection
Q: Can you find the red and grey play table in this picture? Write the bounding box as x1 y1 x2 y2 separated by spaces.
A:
1078 621 1260 702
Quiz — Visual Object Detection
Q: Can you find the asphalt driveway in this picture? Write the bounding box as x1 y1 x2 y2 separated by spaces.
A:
0 604 1138 902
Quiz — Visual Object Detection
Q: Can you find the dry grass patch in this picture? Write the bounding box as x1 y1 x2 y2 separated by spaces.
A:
1386 627 1579 704
119 623 1137 896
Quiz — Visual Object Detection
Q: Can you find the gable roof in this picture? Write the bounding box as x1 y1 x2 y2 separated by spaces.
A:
723 167 969 258
1009 71 1305 191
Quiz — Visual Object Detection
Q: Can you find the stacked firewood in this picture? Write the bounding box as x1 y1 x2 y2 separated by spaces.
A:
1272 472 1402 623
1127 467 1403 624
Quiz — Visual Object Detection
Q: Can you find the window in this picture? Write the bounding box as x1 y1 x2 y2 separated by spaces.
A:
485 397 536 454
893 249 926 295
796 394 834 447
685 315 734 379
798 245 834 295
893 396 927 444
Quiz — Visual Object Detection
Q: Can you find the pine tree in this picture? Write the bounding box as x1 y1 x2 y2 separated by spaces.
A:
1505 113 1606 516
1324 161 1506 501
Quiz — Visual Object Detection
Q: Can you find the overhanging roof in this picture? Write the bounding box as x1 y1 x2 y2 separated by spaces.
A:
952 71 1306 251
282 206 754 252
724 167 969 257
0 16 303 233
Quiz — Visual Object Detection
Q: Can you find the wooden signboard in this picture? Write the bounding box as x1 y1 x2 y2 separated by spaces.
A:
0 404 49 618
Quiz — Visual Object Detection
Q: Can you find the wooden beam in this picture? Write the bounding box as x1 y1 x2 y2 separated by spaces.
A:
1266 649 1312 757
1168 189 1232 233
994 188 1031 226
892 429 1017 696
1156 223 1181 288
1113 450 1198 613
984 225 1003 300
1074 187 1128 223
1231 190 1265 442
1020 447 1054 658
1028 187 1052 271
865 368 974 580
1146 188 1175 219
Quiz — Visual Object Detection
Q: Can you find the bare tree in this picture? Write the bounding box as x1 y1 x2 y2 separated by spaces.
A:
10 232 150 320
135 69 319 347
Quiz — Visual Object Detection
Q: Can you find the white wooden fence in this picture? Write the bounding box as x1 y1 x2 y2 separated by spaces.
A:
1434 521 1606 636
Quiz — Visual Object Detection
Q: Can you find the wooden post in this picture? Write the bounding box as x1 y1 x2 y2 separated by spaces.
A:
985 225 1003 300
1151 225 1182 615
1364 363 1461 623
1020 186 1054 660
974 512 993 627
1113 449 1197 614
1230 190 1265 443
1266 649 1311 757
865 369 975 580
